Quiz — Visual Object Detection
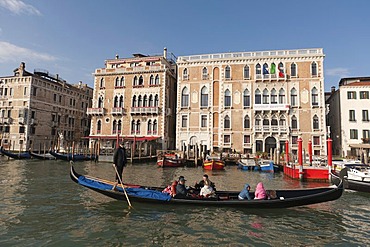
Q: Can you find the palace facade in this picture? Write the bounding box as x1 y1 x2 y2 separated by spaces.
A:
176 48 327 156
0 62 93 152
88 48 177 154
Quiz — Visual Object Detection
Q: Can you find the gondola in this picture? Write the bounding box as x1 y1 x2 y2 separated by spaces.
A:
330 168 370 193
0 146 32 159
49 150 96 162
70 165 344 208
29 150 56 160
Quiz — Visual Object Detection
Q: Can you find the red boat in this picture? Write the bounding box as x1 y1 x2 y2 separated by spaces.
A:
157 154 185 167
203 158 225 170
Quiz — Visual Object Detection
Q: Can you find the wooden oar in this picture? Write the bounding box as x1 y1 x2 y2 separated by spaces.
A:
113 164 133 208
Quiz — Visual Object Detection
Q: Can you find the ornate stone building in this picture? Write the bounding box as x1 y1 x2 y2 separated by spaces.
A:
0 62 93 152
88 48 177 154
176 48 327 156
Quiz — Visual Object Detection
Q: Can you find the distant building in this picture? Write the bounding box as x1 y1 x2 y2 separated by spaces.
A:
326 77 370 158
0 62 93 152
88 48 177 156
176 48 327 156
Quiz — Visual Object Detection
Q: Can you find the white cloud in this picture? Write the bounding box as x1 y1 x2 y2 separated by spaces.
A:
0 41 56 63
326 68 350 78
0 0 41 16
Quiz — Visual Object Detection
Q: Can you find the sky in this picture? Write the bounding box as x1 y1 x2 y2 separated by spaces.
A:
0 0 370 91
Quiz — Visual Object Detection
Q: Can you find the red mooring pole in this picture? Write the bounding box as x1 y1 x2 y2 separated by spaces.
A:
308 139 312 165
285 140 289 165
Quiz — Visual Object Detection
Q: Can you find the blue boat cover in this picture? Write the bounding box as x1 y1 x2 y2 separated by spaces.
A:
78 176 172 201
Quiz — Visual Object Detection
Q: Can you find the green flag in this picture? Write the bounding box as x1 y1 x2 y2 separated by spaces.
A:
271 63 276 74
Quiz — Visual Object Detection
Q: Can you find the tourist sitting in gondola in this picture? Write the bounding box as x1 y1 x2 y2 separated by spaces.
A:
200 180 216 198
194 174 216 191
254 182 267 200
175 177 189 198
162 180 178 197
238 183 251 200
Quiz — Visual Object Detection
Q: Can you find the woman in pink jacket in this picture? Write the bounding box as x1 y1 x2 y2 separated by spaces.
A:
254 182 267 200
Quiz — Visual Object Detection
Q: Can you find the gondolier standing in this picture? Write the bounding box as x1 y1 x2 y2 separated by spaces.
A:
112 142 127 190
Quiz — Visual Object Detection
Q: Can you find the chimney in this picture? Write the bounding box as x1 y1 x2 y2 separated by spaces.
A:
163 47 167 59
331 86 335 94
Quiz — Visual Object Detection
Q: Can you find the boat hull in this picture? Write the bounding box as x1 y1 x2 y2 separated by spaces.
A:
157 158 185 167
70 165 344 208
49 150 96 162
330 168 370 193
0 147 31 159
203 160 225 170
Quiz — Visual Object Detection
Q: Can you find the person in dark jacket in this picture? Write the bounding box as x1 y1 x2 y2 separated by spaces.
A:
112 142 127 190
175 177 188 198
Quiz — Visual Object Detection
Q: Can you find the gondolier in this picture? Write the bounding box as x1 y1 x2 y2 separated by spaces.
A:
112 142 127 190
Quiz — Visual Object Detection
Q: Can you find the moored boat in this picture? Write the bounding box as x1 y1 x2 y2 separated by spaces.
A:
237 158 257 170
203 158 225 170
49 150 96 162
0 146 32 159
330 166 370 193
70 165 344 208
29 150 56 160
255 159 278 172
157 156 185 167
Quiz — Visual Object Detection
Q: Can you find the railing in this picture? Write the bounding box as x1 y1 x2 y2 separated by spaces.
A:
0 117 13 124
253 104 290 111
177 48 324 62
111 107 126 115
254 126 288 133
87 108 105 115
131 107 159 115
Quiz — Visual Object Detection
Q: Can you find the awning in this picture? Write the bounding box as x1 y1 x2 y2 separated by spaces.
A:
349 144 370 149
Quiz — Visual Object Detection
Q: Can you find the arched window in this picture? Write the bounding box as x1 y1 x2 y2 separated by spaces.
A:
117 120 122 134
224 89 231 107
112 120 117 134
183 68 188 80
149 75 154 85
149 94 153 107
120 76 125 87
224 115 231 129
243 89 250 107
113 96 118 107
244 65 250 79
97 120 101 134
132 95 137 107
119 96 123 107
115 77 119 87
271 117 278 127
133 76 138 86
278 62 285 78
263 63 269 76
255 89 261 104
153 120 157 134
154 94 159 107
256 64 261 75
147 120 152 134
311 62 318 77
244 115 250 129
131 120 135 134
201 86 209 108
98 96 104 108
202 67 208 80
291 88 298 107
136 120 141 134
99 78 104 88
271 88 277 104
313 115 319 130
291 63 297 77
139 75 144 85
311 87 319 106
291 115 298 130
225 66 231 79
138 95 142 107
181 87 189 108
271 63 276 76
279 116 286 127
279 88 285 104
143 95 148 107
155 75 159 85
263 117 269 128
255 116 261 126
263 89 269 104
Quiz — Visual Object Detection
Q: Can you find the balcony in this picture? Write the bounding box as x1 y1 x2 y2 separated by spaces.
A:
254 126 288 133
111 107 127 115
87 108 105 116
131 107 159 115
0 117 12 124
253 104 290 111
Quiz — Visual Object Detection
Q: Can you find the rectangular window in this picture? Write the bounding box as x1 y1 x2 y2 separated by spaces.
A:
255 94 261 104
291 95 298 107
347 91 356 99
313 136 320 146
243 135 251 144
362 110 369 121
350 129 358 139
363 130 370 139
201 115 207 128
181 115 188 128
19 126 25 133
360 91 369 99
243 95 250 107
223 135 231 144
349 110 356 121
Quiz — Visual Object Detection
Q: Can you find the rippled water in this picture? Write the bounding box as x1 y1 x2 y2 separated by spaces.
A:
0 157 369 246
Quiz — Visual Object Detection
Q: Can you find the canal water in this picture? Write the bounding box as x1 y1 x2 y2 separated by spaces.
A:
0 158 369 246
